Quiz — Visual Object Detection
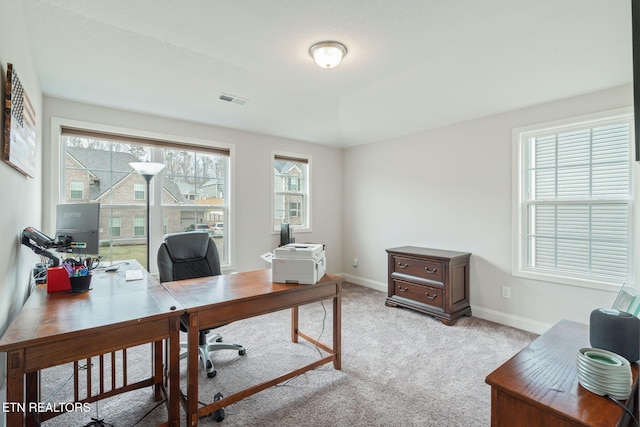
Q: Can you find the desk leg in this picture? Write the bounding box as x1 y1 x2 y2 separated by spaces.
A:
168 316 180 426
291 306 299 343
25 369 40 427
153 340 163 401
333 284 342 370
186 313 200 427
6 349 25 426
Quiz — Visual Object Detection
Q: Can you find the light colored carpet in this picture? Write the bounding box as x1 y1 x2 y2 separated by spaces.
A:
39 283 537 426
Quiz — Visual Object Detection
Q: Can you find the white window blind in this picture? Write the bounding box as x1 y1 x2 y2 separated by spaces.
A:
523 119 632 284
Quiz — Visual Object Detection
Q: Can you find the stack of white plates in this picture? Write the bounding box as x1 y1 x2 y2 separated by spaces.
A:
577 347 632 400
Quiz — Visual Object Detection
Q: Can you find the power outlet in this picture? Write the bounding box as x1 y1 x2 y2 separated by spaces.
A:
501 286 511 299
352 258 358 268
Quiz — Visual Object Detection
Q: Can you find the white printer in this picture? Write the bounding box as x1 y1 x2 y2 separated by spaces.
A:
272 243 326 285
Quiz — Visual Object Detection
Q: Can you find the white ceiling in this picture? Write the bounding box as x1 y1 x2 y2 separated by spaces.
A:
20 0 632 148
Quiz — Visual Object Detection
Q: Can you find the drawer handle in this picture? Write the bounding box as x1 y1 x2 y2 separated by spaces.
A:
397 286 409 292
425 292 437 300
397 263 408 269
424 267 437 274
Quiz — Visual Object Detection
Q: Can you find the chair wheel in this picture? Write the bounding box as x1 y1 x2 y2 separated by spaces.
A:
212 408 225 422
239 349 246 356
207 370 217 378
212 392 225 422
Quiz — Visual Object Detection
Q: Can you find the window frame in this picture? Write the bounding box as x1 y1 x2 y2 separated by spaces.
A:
271 151 312 234
49 117 236 272
512 108 634 291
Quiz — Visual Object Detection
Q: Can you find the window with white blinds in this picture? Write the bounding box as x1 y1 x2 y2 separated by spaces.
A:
518 114 633 286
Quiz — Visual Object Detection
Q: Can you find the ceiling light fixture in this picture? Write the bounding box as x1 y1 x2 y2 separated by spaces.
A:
309 41 347 69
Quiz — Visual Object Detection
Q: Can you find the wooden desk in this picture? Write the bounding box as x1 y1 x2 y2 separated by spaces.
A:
0 261 183 426
161 269 343 427
485 320 639 427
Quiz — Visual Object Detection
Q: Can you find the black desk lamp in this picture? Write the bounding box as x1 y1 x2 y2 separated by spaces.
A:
129 161 165 271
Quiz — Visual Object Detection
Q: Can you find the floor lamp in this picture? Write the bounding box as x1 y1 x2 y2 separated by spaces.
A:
129 162 165 271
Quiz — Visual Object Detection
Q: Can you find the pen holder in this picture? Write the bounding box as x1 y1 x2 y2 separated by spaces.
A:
47 267 71 293
69 274 92 293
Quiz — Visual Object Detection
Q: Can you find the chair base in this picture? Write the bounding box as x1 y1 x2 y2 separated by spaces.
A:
180 332 245 378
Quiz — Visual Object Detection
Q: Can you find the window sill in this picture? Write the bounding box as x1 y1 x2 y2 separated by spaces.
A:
513 269 629 293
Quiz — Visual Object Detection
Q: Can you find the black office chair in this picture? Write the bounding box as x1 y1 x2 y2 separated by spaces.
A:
157 231 245 378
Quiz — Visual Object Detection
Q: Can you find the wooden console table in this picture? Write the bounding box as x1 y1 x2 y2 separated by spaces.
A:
485 320 639 427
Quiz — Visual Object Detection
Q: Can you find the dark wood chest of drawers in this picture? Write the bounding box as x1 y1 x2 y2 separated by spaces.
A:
385 246 471 325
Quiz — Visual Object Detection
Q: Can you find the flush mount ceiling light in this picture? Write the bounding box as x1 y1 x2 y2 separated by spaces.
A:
309 41 347 69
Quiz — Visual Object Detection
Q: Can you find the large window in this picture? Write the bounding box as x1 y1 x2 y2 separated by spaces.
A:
514 111 633 288
60 127 231 270
273 153 310 232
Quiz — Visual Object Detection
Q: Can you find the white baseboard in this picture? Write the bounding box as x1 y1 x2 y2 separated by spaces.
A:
339 273 386 293
339 272 552 335
470 306 552 335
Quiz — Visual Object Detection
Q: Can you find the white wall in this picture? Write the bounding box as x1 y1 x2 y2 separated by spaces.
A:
41 98 344 275
343 84 639 334
0 0 44 390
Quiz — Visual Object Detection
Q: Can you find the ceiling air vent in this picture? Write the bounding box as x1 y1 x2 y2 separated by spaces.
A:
219 92 248 106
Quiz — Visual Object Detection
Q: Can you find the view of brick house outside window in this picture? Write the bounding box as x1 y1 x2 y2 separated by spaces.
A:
273 157 308 231
62 136 229 269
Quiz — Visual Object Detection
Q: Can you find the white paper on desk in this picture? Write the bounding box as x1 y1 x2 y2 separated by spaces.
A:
260 252 274 263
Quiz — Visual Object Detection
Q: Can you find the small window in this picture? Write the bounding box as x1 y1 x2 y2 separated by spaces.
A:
110 217 121 237
134 183 146 200
133 216 145 237
70 181 84 200
289 201 301 218
288 177 299 191
273 153 310 232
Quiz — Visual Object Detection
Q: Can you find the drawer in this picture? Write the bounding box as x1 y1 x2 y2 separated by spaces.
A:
393 256 444 283
392 279 444 310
